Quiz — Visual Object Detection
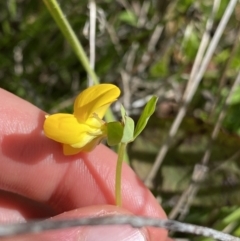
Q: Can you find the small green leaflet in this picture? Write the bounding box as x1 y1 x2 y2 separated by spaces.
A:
120 105 135 143
107 98 157 146
121 115 135 143
107 122 123 146
133 96 158 139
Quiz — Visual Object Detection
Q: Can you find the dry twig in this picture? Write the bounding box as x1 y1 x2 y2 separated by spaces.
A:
88 0 96 86
169 70 240 220
0 215 239 241
144 0 238 189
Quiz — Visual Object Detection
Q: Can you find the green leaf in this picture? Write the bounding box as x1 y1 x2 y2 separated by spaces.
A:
106 122 124 146
121 116 135 143
150 56 169 78
118 10 137 26
183 30 199 61
134 96 158 139
214 49 230 64
119 104 135 143
230 86 240 105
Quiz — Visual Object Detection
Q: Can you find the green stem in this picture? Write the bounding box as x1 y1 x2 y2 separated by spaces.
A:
42 0 99 85
43 0 130 165
115 142 127 206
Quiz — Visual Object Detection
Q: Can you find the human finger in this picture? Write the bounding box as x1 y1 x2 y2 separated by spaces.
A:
0 88 167 240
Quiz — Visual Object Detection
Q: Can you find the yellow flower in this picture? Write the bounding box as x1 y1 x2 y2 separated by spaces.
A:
43 84 120 155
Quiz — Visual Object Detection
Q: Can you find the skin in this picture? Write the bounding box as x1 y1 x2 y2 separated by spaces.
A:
0 88 173 241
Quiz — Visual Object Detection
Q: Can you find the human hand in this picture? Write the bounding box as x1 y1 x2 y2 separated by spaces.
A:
0 88 172 241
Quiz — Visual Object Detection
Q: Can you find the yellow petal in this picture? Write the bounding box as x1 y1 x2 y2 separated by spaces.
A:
63 136 103 155
63 144 81 155
74 84 120 121
43 113 103 147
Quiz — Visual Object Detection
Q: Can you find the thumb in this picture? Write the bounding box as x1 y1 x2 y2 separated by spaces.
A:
7 205 168 241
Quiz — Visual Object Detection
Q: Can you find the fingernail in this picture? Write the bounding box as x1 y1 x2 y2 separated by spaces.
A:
80 226 148 241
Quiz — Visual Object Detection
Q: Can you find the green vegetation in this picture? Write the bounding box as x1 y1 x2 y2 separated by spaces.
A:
1 0 240 239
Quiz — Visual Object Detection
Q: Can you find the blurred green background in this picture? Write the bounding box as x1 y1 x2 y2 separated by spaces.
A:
1 0 240 240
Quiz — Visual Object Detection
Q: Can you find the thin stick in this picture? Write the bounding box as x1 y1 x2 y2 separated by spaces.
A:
169 164 208 220
144 0 238 188
43 0 99 85
202 71 240 164
121 70 131 112
209 23 240 117
183 0 220 99
43 0 118 124
105 22 122 53
0 215 239 241
89 0 96 86
170 70 240 220
137 0 150 27
137 24 163 73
